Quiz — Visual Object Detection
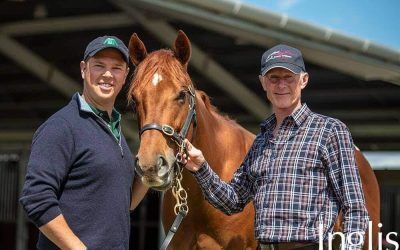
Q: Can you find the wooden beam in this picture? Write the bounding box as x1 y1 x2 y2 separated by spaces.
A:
0 131 33 142
0 35 138 144
0 13 133 36
113 0 271 120
0 35 81 97
125 0 400 86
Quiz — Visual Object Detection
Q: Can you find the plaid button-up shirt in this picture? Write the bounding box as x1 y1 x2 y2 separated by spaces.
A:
193 104 369 246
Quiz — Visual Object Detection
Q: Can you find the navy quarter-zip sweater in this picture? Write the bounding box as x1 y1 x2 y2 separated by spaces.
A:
20 93 135 250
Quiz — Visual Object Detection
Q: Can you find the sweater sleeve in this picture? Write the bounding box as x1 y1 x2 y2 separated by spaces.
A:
19 117 75 227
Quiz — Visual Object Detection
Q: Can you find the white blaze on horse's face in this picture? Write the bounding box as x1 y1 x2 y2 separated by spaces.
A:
152 72 163 86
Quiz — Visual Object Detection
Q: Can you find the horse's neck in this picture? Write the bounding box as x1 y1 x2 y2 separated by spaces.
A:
191 96 254 177
192 107 217 151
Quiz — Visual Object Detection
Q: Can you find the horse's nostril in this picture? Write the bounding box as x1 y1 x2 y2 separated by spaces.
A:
135 156 139 167
157 157 163 168
156 155 167 168
134 157 144 176
156 155 169 177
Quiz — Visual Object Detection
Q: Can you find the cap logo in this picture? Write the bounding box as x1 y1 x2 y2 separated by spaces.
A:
265 50 295 63
103 38 118 46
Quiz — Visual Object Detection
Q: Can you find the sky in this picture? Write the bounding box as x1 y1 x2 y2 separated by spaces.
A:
243 0 400 51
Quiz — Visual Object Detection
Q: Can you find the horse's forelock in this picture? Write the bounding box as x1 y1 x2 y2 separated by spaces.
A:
128 49 192 100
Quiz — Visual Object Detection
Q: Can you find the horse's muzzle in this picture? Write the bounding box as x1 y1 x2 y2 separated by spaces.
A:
135 155 175 190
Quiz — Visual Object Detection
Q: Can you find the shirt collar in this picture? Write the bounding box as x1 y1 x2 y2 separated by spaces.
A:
77 93 121 123
260 113 277 134
260 103 311 133
291 103 311 127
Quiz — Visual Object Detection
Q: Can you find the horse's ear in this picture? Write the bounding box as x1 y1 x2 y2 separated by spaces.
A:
173 30 191 68
129 33 148 66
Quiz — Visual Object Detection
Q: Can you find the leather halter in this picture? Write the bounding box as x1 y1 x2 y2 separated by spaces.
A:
139 85 197 156
138 85 196 250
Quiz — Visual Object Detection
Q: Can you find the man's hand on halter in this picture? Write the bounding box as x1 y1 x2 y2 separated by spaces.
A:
182 139 206 172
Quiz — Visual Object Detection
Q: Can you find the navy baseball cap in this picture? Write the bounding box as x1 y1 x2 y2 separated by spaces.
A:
83 35 129 63
260 44 306 75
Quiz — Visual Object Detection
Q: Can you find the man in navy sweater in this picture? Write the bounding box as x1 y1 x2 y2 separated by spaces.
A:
20 35 148 250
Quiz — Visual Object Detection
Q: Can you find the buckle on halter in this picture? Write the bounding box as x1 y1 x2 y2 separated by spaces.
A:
187 85 195 97
162 125 175 136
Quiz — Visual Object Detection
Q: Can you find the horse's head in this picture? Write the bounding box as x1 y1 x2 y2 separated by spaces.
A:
128 31 196 191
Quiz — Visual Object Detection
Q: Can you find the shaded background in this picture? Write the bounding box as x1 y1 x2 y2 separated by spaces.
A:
0 0 399 249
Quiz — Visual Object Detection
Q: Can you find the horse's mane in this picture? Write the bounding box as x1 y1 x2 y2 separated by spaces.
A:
128 49 192 101
196 90 238 125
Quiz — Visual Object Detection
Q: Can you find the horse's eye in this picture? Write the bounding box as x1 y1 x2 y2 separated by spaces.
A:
176 91 186 104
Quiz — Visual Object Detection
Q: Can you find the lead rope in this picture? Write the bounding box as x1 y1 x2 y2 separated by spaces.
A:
159 154 188 250
159 89 194 249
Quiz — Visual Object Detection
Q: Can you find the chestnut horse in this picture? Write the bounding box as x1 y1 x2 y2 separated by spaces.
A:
128 31 380 249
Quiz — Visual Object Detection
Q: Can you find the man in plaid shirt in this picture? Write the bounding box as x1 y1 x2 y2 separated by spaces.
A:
183 44 369 250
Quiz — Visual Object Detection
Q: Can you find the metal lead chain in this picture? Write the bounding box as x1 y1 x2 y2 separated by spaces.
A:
172 165 188 215
175 140 186 164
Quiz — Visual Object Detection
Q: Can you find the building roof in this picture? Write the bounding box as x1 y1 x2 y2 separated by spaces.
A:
1 0 399 151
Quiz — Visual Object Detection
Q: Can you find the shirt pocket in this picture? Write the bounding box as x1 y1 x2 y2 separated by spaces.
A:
291 157 326 203
290 157 324 181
